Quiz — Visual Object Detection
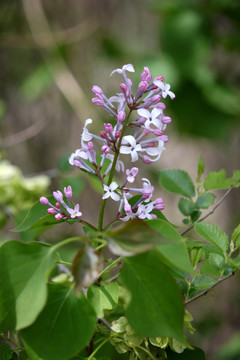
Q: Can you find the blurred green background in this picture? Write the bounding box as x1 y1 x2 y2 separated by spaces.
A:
0 0 240 358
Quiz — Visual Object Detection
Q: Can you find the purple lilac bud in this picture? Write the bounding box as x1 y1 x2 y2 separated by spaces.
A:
154 129 163 136
156 102 166 110
87 141 94 150
120 83 127 93
115 131 121 138
100 131 107 138
92 85 103 95
104 123 113 134
151 95 161 103
142 155 152 164
160 135 169 142
117 111 126 123
55 213 63 221
102 145 110 154
56 202 61 209
40 197 49 205
162 116 172 124
92 95 104 106
53 190 63 202
64 186 72 199
48 208 56 214
138 81 148 92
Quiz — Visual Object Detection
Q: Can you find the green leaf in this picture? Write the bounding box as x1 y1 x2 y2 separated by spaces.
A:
0 241 54 331
0 342 13 360
159 169 195 198
191 210 202 222
21 284 96 360
200 260 221 276
146 219 194 274
105 219 170 256
167 347 206 359
119 250 185 342
197 156 205 178
12 196 57 232
87 282 119 318
178 198 195 216
195 193 215 209
204 169 234 190
232 224 240 246
194 222 229 253
192 275 216 291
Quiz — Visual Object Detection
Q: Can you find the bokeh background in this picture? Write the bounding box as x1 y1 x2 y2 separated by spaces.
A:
0 0 240 359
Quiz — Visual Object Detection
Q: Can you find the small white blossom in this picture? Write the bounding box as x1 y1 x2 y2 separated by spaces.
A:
154 80 175 99
67 204 82 218
137 107 163 130
102 182 120 201
81 119 93 142
120 135 142 162
110 64 135 77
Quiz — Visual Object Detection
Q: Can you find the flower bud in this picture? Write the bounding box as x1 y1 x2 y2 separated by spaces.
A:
151 95 161 103
115 131 121 138
100 131 107 138
48 208 55 214
55 213 63 221
160 135 169 143
53 190 63 202
102 145 110 154
156 102 166 110
154 129 163 136
87 141 94 150
92 96 104 106
64 186 72 199
162 116 172 124
40 197 49 205
92 85 103 95
120 83 127 93
117 111 126 123
104 123 113 134
55 202 61 209
142 155 152 164
138 81 148 92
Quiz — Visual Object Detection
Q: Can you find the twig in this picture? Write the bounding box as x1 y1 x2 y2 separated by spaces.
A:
181 180 240 236
98 318 112 331
0 118 47 148
22 0 97 120
184 272 235 305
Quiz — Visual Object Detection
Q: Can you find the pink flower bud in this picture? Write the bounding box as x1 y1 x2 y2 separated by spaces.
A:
156 102 166 110
138 81 148 92
162 116 172 124
127 79 132 87
160 135 169 143
155 203 165 211
48 208 55 214
55 213 63 221
92 96 104 106
151 214 157 219
141 67 152 82
124 202 132 214
155 198 164 204
120 83 127 92
64 186 72 199
87 141 94 150
115 131 121 138
92 85 103 95
147 142 155 147
104 123 113 134
53 190 63 202
146 74 152 83
40 197 49 205
73 160 81 168
155 76 164 82
142 155 152 164
102 145 110 154
151 95 161 103
143 129 150 135
154 129 163 136
100 131 107 138
142 189 152 198
117 111 126 123
56 202 61 209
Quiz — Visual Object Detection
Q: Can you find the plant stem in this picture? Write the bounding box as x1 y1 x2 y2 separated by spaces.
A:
99 256 123 278
87 336 111 360
184 272 235 305
81 220 98 231
181 180 240 236
51 236 84 252
98 110 132 231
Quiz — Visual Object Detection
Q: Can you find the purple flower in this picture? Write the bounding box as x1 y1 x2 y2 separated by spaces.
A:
67 204 82 218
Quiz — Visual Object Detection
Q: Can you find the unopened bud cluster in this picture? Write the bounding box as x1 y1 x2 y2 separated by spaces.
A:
40 64 175 223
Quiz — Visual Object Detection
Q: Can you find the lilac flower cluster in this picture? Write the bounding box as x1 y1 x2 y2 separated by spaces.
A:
40 64 175 223
40 186 82 220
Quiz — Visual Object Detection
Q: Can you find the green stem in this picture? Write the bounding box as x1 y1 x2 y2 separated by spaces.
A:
81 221 98 232
87 336 111 360
56 260 72 266
131 343 156 360
99 256 123 278
98 110 132 231
51 236 84 252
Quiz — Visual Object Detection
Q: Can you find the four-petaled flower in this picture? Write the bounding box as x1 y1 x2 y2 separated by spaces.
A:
154 80 175 99
137 107 162 130
120 135 143 162
102 182 120 201
67 204 82 218
110 64 135 77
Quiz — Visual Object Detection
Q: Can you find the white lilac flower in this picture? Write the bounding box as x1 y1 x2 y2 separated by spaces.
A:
120 135 143 162
144 140 165 162
137 107 163 131
142 178 154 200
67 204 82 218
109 93 126 112
126 167 138 183
137 203 154 220
153 80 175 99
102 182 120 201
110 64 135 77
81 119 93 142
